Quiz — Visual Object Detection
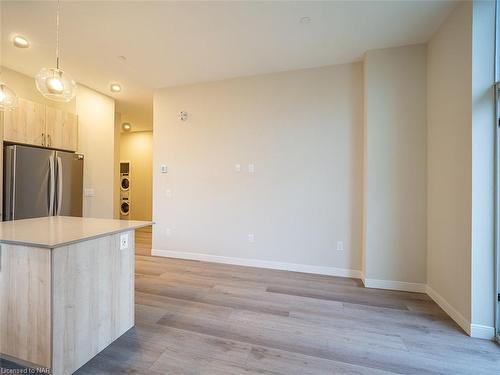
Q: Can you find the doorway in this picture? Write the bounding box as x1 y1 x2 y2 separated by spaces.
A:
116 114 153 255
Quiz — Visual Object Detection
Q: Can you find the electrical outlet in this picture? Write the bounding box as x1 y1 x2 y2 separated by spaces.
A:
336 241 344 251
120 233 129 250
235 164 241 173
166 228 171 236
248 233 255 243
248 163 255 174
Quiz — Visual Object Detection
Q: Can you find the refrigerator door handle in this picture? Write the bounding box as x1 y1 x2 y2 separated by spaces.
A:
49 156 55 216
10 146 17 221
56 156 63 216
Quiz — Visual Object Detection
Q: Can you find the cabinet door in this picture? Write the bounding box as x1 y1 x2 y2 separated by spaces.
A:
3 98 46 146
45 106 64 149
62 112 78 151
46 107 78 151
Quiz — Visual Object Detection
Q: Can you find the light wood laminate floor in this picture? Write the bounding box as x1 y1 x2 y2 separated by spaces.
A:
2 232 499 374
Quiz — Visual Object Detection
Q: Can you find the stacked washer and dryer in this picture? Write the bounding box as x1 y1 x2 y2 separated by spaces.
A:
120 162 131 219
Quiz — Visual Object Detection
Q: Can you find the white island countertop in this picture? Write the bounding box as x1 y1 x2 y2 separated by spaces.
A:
0 216 152 248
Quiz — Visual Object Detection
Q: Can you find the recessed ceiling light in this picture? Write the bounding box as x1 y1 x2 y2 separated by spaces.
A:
122 122 131 131
110 83 122 93
299 16 312 24
13 35 30 48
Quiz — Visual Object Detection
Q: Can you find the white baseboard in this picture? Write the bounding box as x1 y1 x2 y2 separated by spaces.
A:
151 249 362 278
425 285 470 335
362 278 426 293
426 286 495 339
470 324 496 340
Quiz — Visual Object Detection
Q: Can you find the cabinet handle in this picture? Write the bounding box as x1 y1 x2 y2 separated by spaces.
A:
42 132 45 146
48 134 51 147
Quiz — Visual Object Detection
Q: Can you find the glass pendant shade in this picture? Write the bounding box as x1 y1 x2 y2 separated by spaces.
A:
35 67 76 102
0 83 18 111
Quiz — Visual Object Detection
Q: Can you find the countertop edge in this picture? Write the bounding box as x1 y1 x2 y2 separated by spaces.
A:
0 222 153 249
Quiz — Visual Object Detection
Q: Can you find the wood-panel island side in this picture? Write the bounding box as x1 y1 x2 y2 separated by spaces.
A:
0 216 151 374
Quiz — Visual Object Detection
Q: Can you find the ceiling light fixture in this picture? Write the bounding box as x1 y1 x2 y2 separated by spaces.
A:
35 0 76 102
122 122 131 131
13 35 30 48
110 83 122 93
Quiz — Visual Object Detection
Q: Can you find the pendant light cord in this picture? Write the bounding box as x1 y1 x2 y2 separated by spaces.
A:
56 0 60 69
0 3 3 77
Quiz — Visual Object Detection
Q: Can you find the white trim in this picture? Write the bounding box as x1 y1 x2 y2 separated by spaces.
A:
426 285 470 335
151 249 362 278
363 278 426 293
470 324 496 340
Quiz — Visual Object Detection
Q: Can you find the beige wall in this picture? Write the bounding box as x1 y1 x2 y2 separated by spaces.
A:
363 44 427 287
76 85 116 219
120 131 153 221
470 0 495 335
153 64 363 273
427 2 472 328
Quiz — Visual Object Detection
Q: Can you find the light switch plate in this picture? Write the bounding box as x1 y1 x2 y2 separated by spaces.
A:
161 165 168 173
120 233 129 250
84 188 95 197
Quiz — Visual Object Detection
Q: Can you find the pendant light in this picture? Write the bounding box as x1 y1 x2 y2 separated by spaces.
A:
35 0 76 102
0 82 18 111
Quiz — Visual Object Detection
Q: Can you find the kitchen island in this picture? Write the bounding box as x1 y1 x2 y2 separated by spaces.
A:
0 216 152 374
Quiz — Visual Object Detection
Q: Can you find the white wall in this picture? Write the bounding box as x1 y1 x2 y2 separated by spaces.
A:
363 45 427 290
153 64 363 275
471 0 495 338
76 85 116 219
427 2 472 331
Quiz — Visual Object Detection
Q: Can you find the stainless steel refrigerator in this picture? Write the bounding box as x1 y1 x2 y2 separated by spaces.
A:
3 144 84 220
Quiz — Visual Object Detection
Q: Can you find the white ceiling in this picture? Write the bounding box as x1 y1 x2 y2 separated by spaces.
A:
1 1 457 131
